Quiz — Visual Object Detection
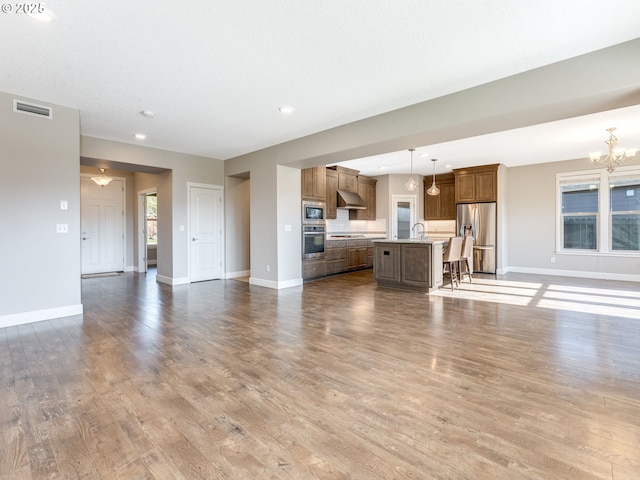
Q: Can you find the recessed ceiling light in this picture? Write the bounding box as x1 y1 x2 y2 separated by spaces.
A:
445 164 452 169
419 152 430 158
27 7 54 22
378 166 387 170
140 110 154 119
134 133 146 140
278 106 295 114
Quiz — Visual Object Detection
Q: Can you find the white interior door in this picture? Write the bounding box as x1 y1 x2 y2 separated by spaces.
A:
81 176 125 274
189 185 223 282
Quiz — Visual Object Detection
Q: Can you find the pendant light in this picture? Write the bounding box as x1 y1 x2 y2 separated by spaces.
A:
91 168 113 187
426 158 440 196
404 148 418 191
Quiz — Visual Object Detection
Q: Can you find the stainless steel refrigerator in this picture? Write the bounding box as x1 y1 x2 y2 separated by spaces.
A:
456 202 497 274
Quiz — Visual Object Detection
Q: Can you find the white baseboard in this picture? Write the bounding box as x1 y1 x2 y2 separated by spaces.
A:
505 266 640 282
156 275 190 286
226 270 250 279
249 277 303 289
0 304 84 329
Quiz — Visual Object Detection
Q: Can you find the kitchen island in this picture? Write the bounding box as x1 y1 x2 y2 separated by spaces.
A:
373 240 444 292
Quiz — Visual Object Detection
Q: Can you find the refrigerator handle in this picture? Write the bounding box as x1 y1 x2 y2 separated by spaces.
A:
472 205 478 240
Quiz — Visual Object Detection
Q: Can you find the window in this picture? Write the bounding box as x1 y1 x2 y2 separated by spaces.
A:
610 176 640 251
146 194 157 245
560 180 599 250
557 168 640 255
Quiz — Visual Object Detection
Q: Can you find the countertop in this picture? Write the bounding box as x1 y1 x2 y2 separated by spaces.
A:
373 238 445 244
327 234 386 240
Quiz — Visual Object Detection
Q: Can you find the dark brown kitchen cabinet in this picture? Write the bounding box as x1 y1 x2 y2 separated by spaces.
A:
347 240 368 270
301 166 326 201
337 167 358 192
349 176 377 220
325 168 338 219
302 259 326 279
325 239 347 274
453 164 499 203
424 173 455 220
374 241 444 292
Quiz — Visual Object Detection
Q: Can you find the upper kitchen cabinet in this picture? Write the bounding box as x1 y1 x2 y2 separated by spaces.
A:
349 176 377 221
334 166 359 192
424 173 455 220
325 168 338 219
453 164 499 203
301 166 326 201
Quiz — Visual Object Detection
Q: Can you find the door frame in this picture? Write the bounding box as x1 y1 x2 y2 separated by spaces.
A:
391 194 416 240
80 173 126 274
187 182 225 283
136 187 157 273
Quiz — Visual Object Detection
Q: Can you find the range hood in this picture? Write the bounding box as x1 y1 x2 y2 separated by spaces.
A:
337 189 366 210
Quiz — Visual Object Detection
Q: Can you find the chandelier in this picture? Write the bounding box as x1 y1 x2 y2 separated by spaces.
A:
91 168 113 187
404 148 418 191
426 158 440 196
589 127 637 173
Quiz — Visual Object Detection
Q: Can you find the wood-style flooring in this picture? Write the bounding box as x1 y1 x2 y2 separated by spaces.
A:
1 269 639 479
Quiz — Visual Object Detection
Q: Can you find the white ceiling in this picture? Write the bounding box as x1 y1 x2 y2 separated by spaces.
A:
2 1 640 171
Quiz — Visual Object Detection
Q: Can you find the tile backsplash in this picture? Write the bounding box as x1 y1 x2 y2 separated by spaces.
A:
326 209 387 236
425 219 457 239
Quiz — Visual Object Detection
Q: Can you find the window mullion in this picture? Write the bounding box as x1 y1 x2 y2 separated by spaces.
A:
600 171 609 252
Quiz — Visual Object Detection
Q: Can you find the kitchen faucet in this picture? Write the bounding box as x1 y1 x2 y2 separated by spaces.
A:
412 222 426 240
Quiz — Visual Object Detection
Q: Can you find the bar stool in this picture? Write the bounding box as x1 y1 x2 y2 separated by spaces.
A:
442 236 463 291
459 236 474 283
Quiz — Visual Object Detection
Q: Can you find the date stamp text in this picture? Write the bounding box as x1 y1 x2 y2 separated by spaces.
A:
1 3 46 14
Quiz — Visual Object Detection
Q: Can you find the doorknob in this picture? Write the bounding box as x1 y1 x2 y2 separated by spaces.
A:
192 237 198 241
82 237 89 240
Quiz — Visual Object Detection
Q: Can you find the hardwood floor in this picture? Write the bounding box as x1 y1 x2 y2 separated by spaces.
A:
1 269 639 479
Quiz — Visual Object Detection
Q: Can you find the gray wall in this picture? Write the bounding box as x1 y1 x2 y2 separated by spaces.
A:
0 92 81 323
225 175 251 276
506 158 640 279
80 136 225 283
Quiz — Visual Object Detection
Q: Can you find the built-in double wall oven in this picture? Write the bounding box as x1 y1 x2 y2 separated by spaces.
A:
302 201 326 259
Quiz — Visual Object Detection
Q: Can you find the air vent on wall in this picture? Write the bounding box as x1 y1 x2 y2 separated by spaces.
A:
13 99 52 119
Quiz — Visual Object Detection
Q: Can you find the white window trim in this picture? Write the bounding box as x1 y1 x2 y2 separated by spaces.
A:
556 166 640 257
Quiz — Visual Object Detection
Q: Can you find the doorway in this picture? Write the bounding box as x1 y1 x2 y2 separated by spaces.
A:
391 195 416 240
137 189 158 274
81 175 125 274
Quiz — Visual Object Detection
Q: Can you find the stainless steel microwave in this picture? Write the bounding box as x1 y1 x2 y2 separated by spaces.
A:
302 201 326 224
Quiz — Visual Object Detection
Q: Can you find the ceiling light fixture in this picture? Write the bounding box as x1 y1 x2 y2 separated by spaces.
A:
278 106 294 114
27 7 54 22
134 133 147 140
589 127 637 173
91 168 113 187
426 159 440 196
405 148 418 192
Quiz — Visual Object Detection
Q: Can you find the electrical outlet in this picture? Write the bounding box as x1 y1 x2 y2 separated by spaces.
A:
266 265 270 272
550 257 555 263
56 224 69 233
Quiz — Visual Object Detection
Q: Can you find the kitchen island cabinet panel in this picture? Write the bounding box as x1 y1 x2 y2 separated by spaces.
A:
374 241 443 292
373 244 401 283
402 244 432 288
